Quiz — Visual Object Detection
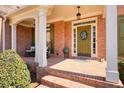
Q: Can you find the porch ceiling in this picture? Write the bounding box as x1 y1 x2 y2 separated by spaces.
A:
0 5 105 24
48 5 105 22
0 5 26 16
18 18 35 27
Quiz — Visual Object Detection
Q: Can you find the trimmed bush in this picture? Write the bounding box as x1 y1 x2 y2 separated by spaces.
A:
118 60 124 84
0 50 31 88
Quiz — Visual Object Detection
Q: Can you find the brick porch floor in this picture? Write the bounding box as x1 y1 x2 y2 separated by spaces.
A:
49 58 106 78
23 56 106 78
23 56 124 87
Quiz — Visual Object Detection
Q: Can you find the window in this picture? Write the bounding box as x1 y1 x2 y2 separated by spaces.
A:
73 28 76 53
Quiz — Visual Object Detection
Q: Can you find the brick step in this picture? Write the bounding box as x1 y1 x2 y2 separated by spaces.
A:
47 68 105 81
41 75 94 88
46 68 123 88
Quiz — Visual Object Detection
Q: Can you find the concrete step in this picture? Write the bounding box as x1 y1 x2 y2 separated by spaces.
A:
30 82 39 88
41 75 95 88
36 84 49 88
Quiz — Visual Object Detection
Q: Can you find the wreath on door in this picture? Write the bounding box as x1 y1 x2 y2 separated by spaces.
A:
80 31 87 40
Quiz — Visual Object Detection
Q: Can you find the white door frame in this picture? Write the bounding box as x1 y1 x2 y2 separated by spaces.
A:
72 17 97 58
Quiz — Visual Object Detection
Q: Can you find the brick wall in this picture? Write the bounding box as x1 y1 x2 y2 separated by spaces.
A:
117 5 124 16
65 21 72 57
53 21 65 57
0 19 11 52
5 19 11 50
2 6 124 60
97 15 106 60
17 25 33 56
52 15 106 60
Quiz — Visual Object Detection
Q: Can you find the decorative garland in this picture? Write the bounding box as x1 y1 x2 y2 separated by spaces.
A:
80 31 87 40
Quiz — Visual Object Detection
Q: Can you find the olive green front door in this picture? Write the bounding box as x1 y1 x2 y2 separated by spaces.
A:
77 25 91 56
118 16 124 56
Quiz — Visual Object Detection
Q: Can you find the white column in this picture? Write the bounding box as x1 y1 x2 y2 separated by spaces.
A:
11 24 17 50
106 5 119 83
35 16 39 62
37 6 47 67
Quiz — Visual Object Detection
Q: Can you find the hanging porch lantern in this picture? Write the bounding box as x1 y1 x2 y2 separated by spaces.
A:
76 6 81 20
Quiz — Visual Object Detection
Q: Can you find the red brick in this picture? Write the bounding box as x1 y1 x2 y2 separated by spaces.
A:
17 25 33 55
97 15 106 60
53 21 65 57
5 19 11 50
118 5 124 16
65 21 72 57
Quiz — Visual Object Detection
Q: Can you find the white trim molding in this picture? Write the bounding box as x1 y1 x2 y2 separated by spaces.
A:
11 24 17 50
19 23 35 28
48 11 102 23
47 18 65 23
2 17 6 51
72 17 97 58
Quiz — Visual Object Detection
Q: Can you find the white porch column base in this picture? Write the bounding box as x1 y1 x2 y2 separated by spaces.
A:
37 6 47 67
106 5 119 83
11 24 17 50
106 71 119 83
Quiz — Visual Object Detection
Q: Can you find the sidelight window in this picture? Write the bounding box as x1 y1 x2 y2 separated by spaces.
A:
93 26 96 54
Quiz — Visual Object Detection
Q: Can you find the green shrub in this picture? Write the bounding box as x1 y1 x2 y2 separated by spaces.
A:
0 50 31 88
118 60 124 84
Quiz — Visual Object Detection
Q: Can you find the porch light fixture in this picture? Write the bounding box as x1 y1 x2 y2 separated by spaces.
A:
76 6 81 20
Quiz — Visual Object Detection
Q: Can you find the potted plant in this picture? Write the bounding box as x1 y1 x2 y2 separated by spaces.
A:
63 47 69 58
